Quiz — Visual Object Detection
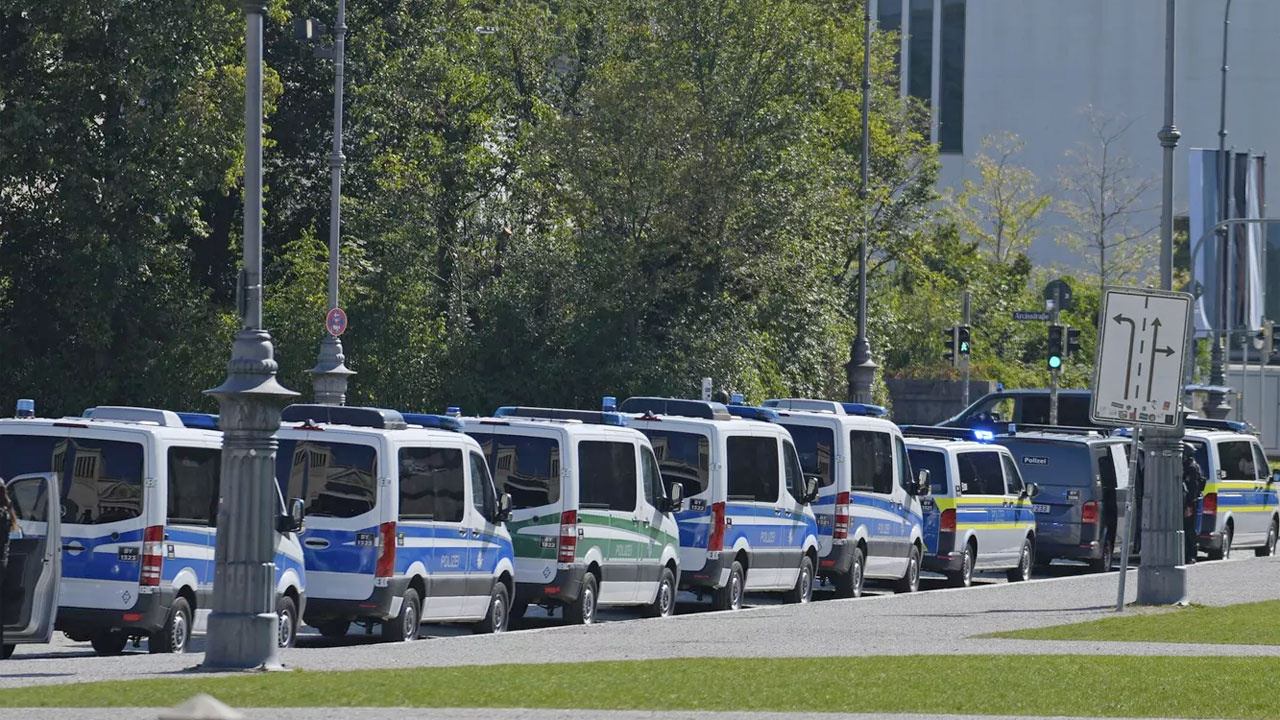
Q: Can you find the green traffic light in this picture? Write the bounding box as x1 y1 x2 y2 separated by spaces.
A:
1048 355 1062 369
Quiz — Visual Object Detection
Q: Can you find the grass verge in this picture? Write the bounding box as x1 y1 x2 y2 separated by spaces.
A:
2 655 1280 717
984 599 1280 645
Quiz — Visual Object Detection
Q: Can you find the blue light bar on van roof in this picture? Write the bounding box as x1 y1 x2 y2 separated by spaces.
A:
402 413 464 432
619 397 732 421
602 396 617 412
972 429 995 443
493 406 627 426
281 404 408 430
841 402 888 418
725 405 779 423
15 399 34 418
176 412 220 431
730 393 744 405
899 425 991 442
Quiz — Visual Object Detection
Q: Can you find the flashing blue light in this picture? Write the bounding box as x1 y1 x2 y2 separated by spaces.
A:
15 398 35 419
176 412 220 431
972 429 995 442
602 396 617 412
729 393 744 405
445 406 461 417
997 382 1005 392
842 402 888 418
403 413 465 432
725 405 779 422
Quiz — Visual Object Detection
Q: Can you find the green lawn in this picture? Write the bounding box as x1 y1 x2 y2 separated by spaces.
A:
984 599 1280 645
3 656 1280 717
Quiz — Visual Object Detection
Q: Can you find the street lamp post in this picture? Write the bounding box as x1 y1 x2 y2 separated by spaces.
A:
307 0 355 405
1136 0 1187 606
1203 0 1234 420
204 0 300 670
847 0 878 404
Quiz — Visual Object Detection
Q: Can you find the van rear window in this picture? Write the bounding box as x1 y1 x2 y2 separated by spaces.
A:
476 435 561 510
578 441 637 511
0 435 144 525
726 436 779 502
997 439 1093 486
780 424 835 488
277 439 378 518
642 430 709 497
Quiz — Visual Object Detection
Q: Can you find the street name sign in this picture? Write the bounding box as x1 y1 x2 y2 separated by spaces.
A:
1090 287 1192 428
1013 310 1052 321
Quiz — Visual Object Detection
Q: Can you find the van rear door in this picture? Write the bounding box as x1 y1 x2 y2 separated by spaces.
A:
4 472 62 647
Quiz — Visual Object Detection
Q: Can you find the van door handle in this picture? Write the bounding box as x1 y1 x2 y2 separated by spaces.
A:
472 529 480 538
774 507 782 515
458 527 467 536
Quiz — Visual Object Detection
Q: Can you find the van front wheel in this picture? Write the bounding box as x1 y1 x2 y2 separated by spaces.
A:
276 596 298 648
644 567 677 618
786 556 814 604
834 546 865 599
474 583 510 634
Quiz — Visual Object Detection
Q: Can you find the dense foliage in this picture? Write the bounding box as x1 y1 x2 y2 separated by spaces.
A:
0 0 1103 417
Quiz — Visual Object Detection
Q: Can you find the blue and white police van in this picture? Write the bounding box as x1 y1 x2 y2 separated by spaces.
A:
276 405 515 642
622 397 821 610
762 399 929 597
0 405 306 656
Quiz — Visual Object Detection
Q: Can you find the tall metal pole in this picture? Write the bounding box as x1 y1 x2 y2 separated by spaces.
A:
1049 287 1061 426
961 289 971 407
309 0 355 405
848 0 878 403
1204 0 1234 419
1137 0 1188 606
205 0 300 669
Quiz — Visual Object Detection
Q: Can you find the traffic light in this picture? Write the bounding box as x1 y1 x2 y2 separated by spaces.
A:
941 326 958 366
1047 324 1064 370
1065 327 1082 358
957 325 972 357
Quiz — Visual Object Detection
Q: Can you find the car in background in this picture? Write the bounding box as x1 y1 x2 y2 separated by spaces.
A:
940 390 1096 430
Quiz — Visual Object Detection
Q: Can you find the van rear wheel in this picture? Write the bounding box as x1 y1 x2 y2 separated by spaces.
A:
381 588 420 642
150 596 191 654
711 561 745 611
1088 531 1114 572
834 546 865 599
565 572 598 625
90 631 127 657
644 567 677 618
947 543 974 588
1 644 13 660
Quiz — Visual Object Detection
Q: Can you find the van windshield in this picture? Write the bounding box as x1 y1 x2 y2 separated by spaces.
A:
475 435 561 510
778 424 835 488
0 434 144 525
277 439 378 518
641 430 709 497
997 439 1094 486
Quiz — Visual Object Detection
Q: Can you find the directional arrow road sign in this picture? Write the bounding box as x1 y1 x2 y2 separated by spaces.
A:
1090 287 1192 428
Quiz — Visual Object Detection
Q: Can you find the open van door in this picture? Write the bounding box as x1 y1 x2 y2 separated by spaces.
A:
3 472 62 657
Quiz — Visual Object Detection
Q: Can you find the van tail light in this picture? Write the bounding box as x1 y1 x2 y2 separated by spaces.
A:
940 508 956 533
375 521 397 578
558 510 578 563
141 525 164 587
708 502 726 552
1082 500 1099 524
833 492 851 540
1201 493 1217 515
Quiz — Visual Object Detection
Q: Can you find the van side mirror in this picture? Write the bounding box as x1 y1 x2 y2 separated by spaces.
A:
493 492 513 523
664 482 684 512
803 476 820 504
915 469 932 496
1271 470 1279 485
278 498 305 533
1023 482 1040 499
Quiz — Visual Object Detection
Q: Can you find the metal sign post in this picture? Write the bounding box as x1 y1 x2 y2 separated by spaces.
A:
1116 427 1142 612
1091 286 1193 610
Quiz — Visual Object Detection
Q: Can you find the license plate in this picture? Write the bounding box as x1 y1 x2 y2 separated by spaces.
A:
1032 504 1051 514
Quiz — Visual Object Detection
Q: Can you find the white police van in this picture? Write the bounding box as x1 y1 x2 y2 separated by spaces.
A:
464 404 683 625
1183 420 1280 559
277 405 515 641
901 426 1039 586
622 397 821 610
0 405 306 656
762 399 928 597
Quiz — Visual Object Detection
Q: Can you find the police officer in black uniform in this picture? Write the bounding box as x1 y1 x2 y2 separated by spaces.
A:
1181 442 1206 565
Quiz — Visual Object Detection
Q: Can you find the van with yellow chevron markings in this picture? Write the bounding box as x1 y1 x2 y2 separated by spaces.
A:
901 427 1039 587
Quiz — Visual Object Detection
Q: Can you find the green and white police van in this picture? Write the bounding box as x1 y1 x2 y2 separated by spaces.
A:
464 404 684 625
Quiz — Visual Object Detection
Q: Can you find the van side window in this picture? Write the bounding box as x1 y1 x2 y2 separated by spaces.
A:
578 441 637 511
469 452 495 519
278 440 378 518
958 452 1004 495
1219 441 1257 481
1097 447 1117 489
726 436 780 503
907 448 949 495
477 436 561 509
167 446 220 527
1252 443 1270 482
849 430 893 495
783 424 835 487
1000 454 1024 495
641 448 664 507
398 447 464 522
782 440 805 500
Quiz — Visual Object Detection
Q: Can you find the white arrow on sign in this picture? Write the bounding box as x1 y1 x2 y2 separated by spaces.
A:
1090 287 1192 428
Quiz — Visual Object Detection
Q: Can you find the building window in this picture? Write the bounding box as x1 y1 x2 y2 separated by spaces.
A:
878 0 903 80
939 0 965 153
907 0 934 103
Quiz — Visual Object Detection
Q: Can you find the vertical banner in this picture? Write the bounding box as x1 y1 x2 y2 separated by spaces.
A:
1188 148 1223 336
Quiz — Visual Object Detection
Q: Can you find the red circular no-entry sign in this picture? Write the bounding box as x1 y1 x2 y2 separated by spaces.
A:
326 307 348 337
